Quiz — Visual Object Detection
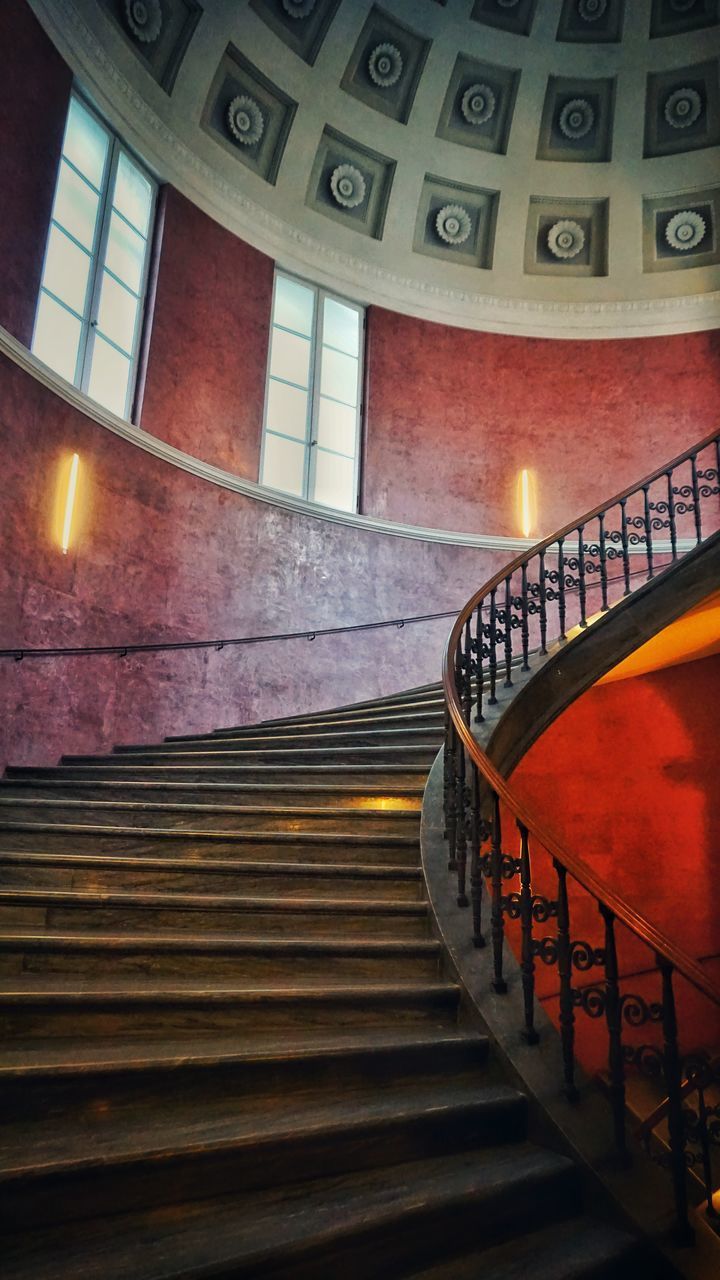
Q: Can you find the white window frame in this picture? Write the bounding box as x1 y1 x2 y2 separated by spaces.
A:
260 270 365 513
33 90 158 421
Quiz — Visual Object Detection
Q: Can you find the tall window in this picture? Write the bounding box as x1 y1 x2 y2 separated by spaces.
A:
260 273 364 514
32 94 157 419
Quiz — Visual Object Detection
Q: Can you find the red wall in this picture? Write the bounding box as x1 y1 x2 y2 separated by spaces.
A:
0 352 509 770
364 309 720 536
0 0 71 346
507 657 720 1067
139 189 274 478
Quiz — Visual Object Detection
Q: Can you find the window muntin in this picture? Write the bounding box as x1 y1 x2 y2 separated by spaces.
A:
261 273 364 514
32 94 156 420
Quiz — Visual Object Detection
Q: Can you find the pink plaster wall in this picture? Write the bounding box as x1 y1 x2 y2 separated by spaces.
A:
0 352 508 770
139 189 274 477
364 309 720 536
0 0 71 346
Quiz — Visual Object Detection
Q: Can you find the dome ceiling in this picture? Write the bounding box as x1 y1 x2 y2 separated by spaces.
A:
32 0 720 336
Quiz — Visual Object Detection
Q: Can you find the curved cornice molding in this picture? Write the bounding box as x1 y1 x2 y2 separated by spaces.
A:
28 0 720 340
0 326 694 556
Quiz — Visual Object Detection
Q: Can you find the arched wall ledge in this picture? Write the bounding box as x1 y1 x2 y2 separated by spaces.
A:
1 325 695 556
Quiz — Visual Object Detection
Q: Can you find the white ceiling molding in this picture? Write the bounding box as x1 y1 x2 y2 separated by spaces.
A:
28 0 720 339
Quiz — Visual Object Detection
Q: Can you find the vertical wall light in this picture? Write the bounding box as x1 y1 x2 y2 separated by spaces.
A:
60 452 80 554
517 468 537 539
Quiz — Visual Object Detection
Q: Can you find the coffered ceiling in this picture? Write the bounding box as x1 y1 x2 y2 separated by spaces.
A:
31 0 720 335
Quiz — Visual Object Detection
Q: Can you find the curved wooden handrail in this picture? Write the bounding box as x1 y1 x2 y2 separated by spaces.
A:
443 425 720 1004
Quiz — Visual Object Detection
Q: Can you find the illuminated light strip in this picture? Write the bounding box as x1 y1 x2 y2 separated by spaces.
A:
61 453 80 554
520 468 532 539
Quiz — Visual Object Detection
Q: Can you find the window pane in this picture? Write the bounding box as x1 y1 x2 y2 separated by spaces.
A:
33 292 82 382
312 449 356 512
323 297 360 356
269 328 311 389
274 275 314 337
320 346 358 407
262 433 306 497
104 211 145 293
42 224 91 315
96 271 139 355
266 378 309 442
113 151 153 236
87 333 131 416
316 397 357 457
53 162 100 251
63 97 109 190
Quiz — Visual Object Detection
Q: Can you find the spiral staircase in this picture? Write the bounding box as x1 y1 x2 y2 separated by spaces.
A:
0 432 718 1278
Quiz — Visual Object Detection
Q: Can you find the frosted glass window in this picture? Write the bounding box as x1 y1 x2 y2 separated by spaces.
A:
113 152 153 236
42 225 91 315
261 272 364 511
87 335 131 416
33 293 82 383
313 450 356 513
262 433 306 497
320 347 359 407
316 397 357 457
273 275 314 336
63 96 109 189
266 379 309 441
269 329 311 389
33 93 156 419
53 163 100 251
323 297 359 356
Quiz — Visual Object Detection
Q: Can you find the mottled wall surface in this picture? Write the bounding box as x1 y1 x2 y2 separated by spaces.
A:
364 309 720 536
0 353 507 769
139 189 274 477
0 0 71 345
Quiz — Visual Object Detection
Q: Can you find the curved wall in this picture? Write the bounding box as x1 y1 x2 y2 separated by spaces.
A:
0 351 509 770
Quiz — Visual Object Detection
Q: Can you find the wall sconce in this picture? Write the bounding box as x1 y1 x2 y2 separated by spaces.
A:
55 452 81 555
517 468 537 539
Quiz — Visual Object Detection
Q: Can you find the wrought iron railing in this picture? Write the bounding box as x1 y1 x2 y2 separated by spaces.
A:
442 428 720 1243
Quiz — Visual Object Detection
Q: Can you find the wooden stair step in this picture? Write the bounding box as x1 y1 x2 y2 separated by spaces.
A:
4 762 430 787
0 888 430 938
0 977 461 1039
157 726 443 748
0 1081 528 1228
0 825 421 865
64 745 439 765
402 1214 648 1280
2 1146 579 1280
0 779 424 808
0 930 442 980
191 709 445 739
0 852 424 899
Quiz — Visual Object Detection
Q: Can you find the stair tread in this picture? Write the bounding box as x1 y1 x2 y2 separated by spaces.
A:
0 887 427 913
3 1146 574 1280
0 1028 487 1079
0 1081 524 1181
403 1214 642 1279
0 822 419 844
1 780 425 795
0 797 420 817
0 977 460 1002
0 851 423 878
0 929 440 954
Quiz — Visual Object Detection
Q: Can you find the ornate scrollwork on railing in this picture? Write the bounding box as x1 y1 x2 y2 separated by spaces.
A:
443 425 720 1240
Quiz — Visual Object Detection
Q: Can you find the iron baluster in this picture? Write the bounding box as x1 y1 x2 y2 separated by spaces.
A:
455 741 468 907
556 861 579 1101
462 617 472 725
539 550 548 653
490 791 507 994
470 762 485 947
445 716 458 872
665 471 678 561
691 454 702 543
488 589 498 705
600 906 628 1163
474 605 484 724
598 513 609 612
620 498 631 595
520 562 530 672
643 486 654 580
658 959 693 1244
503 576 513 688
518 822 539 1044
696 1081 718 1222
577 524 587 626
442 702 451 839
558 539 567 640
